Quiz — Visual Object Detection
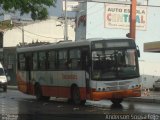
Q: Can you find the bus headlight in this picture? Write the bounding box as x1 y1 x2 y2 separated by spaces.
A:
97 88 101 91
130 84 141 89
96 87 110 91
102 88 106 91
97 87 106 91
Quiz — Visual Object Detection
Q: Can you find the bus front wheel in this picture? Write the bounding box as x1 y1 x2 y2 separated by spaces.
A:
111 98 123 105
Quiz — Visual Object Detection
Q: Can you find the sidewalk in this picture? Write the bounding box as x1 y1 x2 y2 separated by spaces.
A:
7 85 18 90
7 86 160 103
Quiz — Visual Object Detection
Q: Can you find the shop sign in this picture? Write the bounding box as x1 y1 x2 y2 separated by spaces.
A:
105 3 147 30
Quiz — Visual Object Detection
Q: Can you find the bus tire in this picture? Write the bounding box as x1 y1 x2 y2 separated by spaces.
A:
35 84 43 101
80 100 86 105
43 96 50 101
111 98 123 105
35 84 50 101
71 86 81 105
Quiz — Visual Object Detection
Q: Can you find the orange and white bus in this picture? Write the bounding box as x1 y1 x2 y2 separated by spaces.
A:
16 38 141 104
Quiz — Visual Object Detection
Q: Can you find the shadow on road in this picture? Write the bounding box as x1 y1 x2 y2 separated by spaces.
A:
110 103 123 110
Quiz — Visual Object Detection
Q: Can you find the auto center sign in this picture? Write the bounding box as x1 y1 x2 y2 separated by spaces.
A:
105 3 147 30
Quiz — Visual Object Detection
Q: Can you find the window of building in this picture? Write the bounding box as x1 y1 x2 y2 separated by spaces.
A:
0 32 3 48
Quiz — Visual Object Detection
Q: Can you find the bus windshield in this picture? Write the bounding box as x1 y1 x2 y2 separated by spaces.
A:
92 49 139 80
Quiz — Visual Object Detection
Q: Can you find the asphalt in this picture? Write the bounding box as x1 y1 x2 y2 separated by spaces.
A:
7 86 160 103
125 90 160 103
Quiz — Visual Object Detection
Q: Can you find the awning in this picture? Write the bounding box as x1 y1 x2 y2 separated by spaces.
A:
144 41 160 52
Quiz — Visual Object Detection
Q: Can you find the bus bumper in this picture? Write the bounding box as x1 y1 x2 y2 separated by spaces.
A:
91 88 141 101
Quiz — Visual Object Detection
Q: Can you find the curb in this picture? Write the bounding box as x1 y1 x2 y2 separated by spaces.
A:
87 97 160 108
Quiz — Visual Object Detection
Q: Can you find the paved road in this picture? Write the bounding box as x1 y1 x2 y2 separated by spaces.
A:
0 89 160 120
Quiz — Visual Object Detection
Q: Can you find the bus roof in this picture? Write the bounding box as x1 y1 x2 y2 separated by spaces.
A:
17 38 134 53
17 40 91 53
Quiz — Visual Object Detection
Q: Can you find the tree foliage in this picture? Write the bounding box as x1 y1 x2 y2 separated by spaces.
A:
0 0 57 20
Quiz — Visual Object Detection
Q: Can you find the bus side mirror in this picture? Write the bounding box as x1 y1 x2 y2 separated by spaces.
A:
137 46 140 57
137 50 140 57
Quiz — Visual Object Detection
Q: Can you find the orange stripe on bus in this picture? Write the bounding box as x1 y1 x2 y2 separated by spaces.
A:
16 72 141 101
42 86 87 100
16 72 34 95
16 73 27 93
91 88 141 101
16 81 88 100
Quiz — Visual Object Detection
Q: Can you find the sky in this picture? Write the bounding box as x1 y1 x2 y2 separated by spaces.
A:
0 0 76 21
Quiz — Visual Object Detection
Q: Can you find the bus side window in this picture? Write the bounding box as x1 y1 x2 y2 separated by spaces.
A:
47 50 56 70
25 53 33 71
39 51 47 70
33 53 38 70
58 50 68 70
18 54 26 70
69 49 81 70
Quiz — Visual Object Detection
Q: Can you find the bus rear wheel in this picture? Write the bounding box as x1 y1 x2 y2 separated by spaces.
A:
71 86 81 105
71 86 86 105
35 84 50 101
111 98 123 105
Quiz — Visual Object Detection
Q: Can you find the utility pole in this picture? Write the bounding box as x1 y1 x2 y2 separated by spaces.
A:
130 0 136 40
22 24 24 45
18 19 25 46
64 0 68 41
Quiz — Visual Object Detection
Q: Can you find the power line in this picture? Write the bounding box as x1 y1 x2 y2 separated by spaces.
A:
15 25 61 39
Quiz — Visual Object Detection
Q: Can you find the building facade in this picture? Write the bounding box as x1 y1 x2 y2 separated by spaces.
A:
0 17 75 85
74 1 160 89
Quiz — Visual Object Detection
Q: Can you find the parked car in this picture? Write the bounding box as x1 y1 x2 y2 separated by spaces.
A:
153 79 160 91
0 63 7 92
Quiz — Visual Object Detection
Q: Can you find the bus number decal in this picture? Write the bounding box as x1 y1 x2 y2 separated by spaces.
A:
62 73 78 80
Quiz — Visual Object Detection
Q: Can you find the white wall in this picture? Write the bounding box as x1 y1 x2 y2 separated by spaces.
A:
75 3 87 41
3 18 75 47
75 1 160 88
139 60 160 89
76 1 160 62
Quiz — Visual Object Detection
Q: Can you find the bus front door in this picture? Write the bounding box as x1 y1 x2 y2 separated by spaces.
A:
81 48 90 95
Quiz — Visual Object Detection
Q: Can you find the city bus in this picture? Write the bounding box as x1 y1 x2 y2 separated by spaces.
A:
16 38 141 104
